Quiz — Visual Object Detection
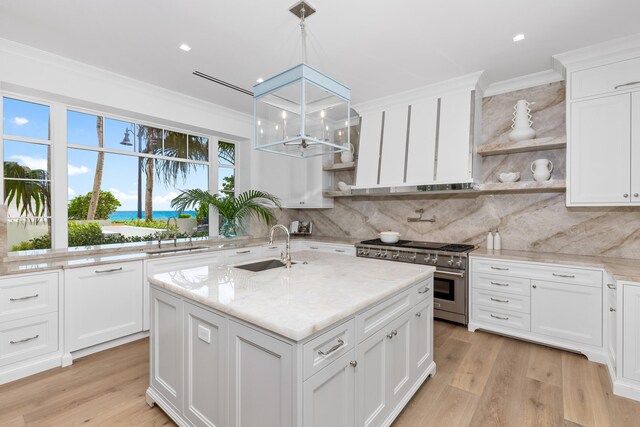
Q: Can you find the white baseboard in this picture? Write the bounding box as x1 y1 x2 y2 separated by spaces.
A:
67 331 149 363
0 352 62 385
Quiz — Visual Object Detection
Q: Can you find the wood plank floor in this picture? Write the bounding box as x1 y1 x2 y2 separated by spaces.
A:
1 320 639 426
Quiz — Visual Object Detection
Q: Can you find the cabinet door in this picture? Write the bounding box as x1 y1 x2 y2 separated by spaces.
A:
355 110 384 187
631 92 640 204
412 298 433 380
303 349 356 427
305 155 333 208
65 262 143 352
607 283 617 371
150 288 183 413
405 98 438 184
379 104 409 185
623 283 640 382
570 93 631 204
356 325 390 427
387 310 412 407
531 280 602 347
436 90 472 183
228 321 293 427
287 157 307 207
251 150 292 203
184 302 227 427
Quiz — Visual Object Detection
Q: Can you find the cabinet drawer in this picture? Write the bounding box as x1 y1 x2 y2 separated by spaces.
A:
472 305 530 332
472 289 530 314
0 312 58 367
305 244 356 256
472 258 531 278
571 57 640 99
412 277 433 305
261 244 285 257
303 319 355 380
472 273 531 297
225 247 260 263
0 273 58 323
472 258 602 287
356 288 412 343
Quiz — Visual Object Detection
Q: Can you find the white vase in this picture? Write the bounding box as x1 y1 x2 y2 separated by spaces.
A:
509 99 536 142
340 143 354 163
531 159 553 182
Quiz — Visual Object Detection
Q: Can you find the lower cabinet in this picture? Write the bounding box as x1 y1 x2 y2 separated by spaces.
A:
623 282 640 382
607 280 617 373
65 261 143 352
412 298 433 380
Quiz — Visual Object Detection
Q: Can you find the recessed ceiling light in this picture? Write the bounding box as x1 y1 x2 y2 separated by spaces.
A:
256 78 264 83
513 34 525 42
179 44 191 52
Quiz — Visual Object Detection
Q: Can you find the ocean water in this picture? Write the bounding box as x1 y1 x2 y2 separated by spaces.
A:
109 210 197 221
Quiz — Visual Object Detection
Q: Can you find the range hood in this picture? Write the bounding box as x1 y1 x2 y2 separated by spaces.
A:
351 182 476 196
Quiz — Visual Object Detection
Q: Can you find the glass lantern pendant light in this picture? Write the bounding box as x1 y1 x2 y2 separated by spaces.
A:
253 1 351 158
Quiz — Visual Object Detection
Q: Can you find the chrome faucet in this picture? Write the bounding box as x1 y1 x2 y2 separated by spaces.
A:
166 216 178 247
269 224 291 269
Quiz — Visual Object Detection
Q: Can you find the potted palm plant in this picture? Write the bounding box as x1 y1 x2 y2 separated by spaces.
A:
170 189 281 237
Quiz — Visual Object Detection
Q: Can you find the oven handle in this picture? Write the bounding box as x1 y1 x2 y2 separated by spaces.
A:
435 270 465 278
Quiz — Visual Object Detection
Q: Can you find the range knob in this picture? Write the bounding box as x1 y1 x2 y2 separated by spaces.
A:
448 256 454 266
392 252 400 260
358 250 365 256
375 251 382 258
381 251 388 259
456 257 463 267
408 253 417 262
364 250 370 256
423 254 431 263
431 255 438 264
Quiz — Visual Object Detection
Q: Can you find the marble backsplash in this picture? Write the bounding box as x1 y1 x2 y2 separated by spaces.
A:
252 81 640 259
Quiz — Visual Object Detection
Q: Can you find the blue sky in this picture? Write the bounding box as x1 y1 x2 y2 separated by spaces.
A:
4 98 217 212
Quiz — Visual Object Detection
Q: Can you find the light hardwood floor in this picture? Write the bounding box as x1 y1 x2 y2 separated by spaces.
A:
1 320 640 426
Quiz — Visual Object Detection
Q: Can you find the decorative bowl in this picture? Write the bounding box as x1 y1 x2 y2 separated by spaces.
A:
498 172 521 183
379 231 401 243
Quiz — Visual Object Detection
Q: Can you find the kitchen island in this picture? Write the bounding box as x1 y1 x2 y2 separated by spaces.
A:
146 250 435 427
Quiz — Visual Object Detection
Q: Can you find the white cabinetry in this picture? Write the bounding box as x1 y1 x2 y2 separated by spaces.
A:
300 242 356 256
607 280 617 373
65 261 143 353
565 55 640 206
469 257 604 361
623 282 640 383
412 298 433 380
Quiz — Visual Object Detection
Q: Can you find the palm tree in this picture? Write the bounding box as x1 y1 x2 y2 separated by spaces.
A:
86 116 104 220
3 161 50 219
170 189 280 237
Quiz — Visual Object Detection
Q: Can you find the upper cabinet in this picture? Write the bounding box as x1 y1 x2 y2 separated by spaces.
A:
353 72 483 189
559 52 640 206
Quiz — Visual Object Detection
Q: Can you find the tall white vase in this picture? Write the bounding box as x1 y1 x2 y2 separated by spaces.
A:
508 99 536 142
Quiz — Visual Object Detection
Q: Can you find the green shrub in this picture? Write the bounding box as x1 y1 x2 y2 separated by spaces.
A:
68 191 121 220
178 213 192 219
122 218 169 230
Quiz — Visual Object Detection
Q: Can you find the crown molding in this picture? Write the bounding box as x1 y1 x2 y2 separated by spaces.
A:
483 69 564 97
353 70 485 114
553 32 640 72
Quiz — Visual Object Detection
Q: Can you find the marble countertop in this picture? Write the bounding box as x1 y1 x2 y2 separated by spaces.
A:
149 250 435 342
471 248 640 282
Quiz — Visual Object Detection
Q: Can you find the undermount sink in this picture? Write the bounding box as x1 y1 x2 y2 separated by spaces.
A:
145 245 210 255
234 259 295 272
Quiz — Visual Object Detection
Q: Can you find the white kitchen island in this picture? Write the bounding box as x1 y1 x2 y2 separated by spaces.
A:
146 250 435 427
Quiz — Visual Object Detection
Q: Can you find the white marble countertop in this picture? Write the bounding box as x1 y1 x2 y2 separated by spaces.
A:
149 250 435 342
471 248 640 282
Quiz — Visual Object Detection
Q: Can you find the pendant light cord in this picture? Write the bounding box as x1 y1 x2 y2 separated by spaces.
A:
300 5 307 64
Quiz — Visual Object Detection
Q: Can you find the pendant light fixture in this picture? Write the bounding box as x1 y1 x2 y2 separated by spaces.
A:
253 1 351 158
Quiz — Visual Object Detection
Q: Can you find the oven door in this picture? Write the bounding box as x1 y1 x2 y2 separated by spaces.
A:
433 267 467 324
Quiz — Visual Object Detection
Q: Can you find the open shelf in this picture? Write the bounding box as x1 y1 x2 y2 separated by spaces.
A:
323 162 356 172
322 180 566 198
477 136 566 156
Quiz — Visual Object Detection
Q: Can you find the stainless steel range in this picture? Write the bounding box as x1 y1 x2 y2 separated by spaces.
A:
355 239 476 325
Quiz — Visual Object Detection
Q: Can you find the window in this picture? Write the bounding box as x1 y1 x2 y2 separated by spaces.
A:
217 141 236 235
65 110 210 248
2 97 52 250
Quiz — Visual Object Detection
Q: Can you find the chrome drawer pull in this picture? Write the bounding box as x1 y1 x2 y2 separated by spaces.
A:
607 283 616 290
415 312 422 318
490 297 509 303
418 287 430 294
552 273 575 278
490 314 509 321
309 246 319 250
235 250 251 254
334 249 345 253
490 281 509 287
267 246 278 249
10 293 39 301
94 267 123 274
10 334 39 344
318 339 344 357
614 81 640 90
610 307 616 312
350 360 358 368
490 266 509 271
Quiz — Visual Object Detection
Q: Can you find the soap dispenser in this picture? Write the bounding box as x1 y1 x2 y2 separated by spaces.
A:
486 230 494 250
494 229 502 251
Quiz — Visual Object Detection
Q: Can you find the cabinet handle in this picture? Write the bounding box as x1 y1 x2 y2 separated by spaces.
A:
415 312 422 318
309 246 319 250
610 307 616 312
10 334 39 344
624 194 629 198
532 284 537 289
318 339 344 357
235 250 251 254
607 283 616 290
418 287 430 294
634 193 639 198
490 297 509 303
614 81 640 90
552 273 575 278
267 246 278 249
490 281 509 287
350 360 358 368
10 293 39 301
334 249 345 253
490 266 509 271
386 330 398 339
94 267 123 274
490 314 509 321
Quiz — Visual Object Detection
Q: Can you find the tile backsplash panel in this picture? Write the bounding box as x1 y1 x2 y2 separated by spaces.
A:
256 81 640 259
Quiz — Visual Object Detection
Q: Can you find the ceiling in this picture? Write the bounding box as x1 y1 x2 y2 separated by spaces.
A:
1 0 639 115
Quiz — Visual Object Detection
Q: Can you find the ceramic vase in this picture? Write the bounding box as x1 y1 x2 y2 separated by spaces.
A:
340 143 354 163
531 159 553 182
509 99 536 142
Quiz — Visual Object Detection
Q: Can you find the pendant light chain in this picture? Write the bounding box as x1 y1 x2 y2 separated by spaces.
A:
300 5 307 64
